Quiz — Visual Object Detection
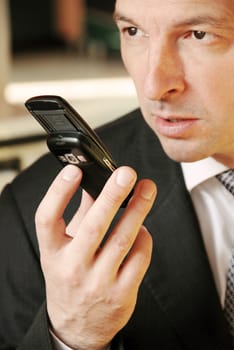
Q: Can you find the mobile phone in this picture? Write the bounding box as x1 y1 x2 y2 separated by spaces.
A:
25 95 132 207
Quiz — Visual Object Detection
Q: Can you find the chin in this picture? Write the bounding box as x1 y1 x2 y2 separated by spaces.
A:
161 141 210 164
167 153 205 164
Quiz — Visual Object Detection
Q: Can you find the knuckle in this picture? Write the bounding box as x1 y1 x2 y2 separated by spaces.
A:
85 220 103 241
103 188 124 207
63 270 79 287
112 233 132 253
60 264 84 287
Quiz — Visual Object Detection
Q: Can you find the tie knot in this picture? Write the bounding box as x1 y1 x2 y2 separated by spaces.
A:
216 169 234 195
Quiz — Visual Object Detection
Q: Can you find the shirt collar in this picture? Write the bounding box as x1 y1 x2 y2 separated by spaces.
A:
181 157 228 192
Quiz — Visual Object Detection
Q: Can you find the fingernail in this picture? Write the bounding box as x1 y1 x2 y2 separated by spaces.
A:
116 168 135 188
140 183 156 201
62 165 80 182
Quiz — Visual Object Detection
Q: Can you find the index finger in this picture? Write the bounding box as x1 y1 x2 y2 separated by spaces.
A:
35 165 82 251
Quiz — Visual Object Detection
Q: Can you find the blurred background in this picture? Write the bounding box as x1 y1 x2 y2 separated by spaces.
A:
0 0 138 191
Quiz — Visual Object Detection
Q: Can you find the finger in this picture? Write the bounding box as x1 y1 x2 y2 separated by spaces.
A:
69 166 137 262
66 190 94 237
117 226 153 291
35 165 82 251
95 179 156 276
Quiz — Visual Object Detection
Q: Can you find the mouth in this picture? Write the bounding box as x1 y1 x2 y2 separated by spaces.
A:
153 115 199 138
166 118 188 122
159 113 198 121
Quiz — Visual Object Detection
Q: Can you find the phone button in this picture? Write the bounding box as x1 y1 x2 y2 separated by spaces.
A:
64 153 88 165
77 155 88 163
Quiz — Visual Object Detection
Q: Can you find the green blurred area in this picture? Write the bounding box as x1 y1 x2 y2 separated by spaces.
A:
86 9 120 53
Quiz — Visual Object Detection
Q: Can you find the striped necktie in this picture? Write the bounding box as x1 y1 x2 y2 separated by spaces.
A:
217 170 234 339
216 169 234 196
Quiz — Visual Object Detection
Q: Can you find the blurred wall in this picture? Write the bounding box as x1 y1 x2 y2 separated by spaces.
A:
9 0 116 53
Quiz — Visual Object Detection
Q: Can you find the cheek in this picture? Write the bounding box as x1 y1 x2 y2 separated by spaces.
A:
194 62 234 121
121 51 149 115
120 43 133 74
121 44 146 87
184 46 234 110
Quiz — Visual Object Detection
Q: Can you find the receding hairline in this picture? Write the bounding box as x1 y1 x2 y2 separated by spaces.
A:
113 5 234 31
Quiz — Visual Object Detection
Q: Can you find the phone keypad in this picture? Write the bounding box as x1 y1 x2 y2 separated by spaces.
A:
58 153 88 165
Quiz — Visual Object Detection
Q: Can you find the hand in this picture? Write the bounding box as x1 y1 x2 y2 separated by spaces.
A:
35 165 156 350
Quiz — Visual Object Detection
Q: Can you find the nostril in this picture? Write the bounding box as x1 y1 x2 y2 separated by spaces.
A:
160 88 179 102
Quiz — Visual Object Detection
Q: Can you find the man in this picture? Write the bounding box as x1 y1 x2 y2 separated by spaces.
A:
0 0 234 349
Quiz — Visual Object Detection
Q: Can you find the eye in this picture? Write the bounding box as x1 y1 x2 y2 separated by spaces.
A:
184 30 216 44
125 27 139 36
120 25 147 39
192 30 207 40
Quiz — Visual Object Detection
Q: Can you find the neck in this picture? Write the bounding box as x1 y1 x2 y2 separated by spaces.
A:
213 154 234 169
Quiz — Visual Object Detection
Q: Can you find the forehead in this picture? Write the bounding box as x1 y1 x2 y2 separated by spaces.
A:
114 0 234 25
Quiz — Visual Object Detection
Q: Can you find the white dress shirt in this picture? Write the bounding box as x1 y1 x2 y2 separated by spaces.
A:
51 332 73 350
182 157 234 306
51 330 110 350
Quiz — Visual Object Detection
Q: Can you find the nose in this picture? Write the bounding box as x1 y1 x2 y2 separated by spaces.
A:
144 40 186 102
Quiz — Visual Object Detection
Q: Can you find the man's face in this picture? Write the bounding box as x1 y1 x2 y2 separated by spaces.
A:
114 0 234 166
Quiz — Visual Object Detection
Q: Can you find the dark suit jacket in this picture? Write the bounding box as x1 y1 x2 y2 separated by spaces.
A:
0 109 232 349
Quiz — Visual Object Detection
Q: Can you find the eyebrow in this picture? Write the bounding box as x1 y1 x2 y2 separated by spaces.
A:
172 15 230 29
113 11 231 31
113 12 139 27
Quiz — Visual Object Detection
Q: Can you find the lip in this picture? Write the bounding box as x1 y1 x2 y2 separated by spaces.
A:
153 115 199 138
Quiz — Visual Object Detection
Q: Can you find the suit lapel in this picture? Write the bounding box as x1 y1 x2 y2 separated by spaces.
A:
145 179 232 348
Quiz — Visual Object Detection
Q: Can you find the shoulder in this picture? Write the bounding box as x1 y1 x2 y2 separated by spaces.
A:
10 152 61 202
2 153 61 231
97 108 143 136
95 108 163 166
